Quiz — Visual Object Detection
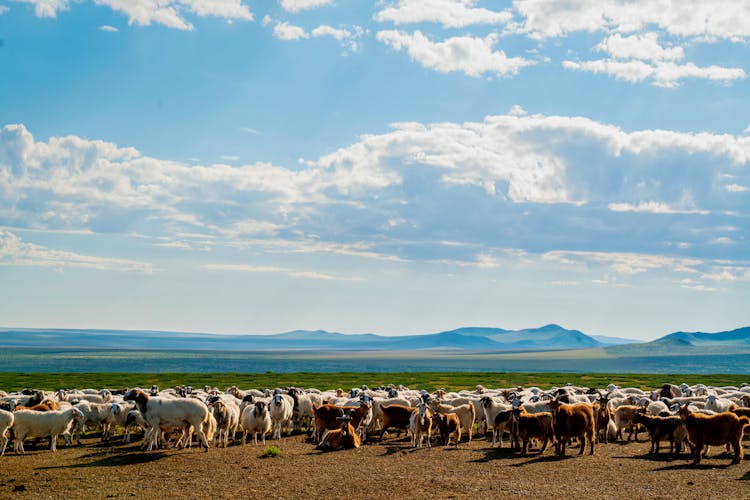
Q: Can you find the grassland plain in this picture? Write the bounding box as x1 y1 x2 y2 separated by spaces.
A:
1 371 748 392
2 347 750 374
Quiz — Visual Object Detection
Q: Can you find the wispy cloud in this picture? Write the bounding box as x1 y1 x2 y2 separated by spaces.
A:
203 263 364 281
0 229 154 273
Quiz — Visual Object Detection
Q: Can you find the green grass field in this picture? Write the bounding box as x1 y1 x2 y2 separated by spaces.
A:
0 372 747 392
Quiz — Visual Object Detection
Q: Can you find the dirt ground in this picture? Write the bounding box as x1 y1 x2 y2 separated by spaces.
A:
1 431 749 499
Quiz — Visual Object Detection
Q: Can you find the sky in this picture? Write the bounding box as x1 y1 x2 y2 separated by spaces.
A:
0 0 749 340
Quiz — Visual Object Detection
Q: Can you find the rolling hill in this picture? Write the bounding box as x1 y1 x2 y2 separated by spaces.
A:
0 324 604 352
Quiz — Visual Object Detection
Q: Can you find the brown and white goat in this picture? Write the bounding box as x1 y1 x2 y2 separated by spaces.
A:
378 404 416 441
409 404 433 448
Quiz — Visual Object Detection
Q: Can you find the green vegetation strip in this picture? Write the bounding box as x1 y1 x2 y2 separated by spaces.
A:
0 372 747 392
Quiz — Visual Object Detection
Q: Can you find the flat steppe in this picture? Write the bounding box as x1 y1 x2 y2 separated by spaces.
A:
1 432 748 499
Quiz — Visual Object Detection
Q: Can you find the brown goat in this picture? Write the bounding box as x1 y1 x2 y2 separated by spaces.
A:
510 408 555 455
378 404 416 441
678 404 750 465
432 411 461 447
312 403 371 443
549 400 595 457
613 405 640 441
317 416 361 450
632 411 687 455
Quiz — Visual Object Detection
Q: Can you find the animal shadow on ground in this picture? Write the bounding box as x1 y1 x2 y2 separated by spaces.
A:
739 470 750 481
472 445 562 465
36 449 168 470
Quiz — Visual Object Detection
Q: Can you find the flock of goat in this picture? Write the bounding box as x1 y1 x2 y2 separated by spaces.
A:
1 381 750 465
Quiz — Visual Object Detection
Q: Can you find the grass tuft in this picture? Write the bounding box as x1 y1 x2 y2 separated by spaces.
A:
260 445 281 458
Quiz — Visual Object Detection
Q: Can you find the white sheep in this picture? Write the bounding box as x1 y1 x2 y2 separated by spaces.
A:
72 401 122 442
13 406 85 453
705 394 736 413
269 393 293 439
240 401 272 445
0 409 13 455
123 388 210 452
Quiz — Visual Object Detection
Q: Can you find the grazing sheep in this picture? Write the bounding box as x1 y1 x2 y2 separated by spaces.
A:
678 403 750 465
13 407 85 453
123 389 210 452
0 409 13 455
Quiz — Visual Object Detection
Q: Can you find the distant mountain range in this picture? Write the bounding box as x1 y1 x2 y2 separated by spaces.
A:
606 326 750 357
0 325 748 355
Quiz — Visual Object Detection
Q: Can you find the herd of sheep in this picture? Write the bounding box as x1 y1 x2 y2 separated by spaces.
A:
1 381 749 465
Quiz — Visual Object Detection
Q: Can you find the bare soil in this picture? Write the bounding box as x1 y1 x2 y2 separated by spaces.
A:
1 432 749 499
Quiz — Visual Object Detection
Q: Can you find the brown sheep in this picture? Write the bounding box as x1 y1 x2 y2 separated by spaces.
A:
510 407 555 455
549 400 595 457
678 403 750 465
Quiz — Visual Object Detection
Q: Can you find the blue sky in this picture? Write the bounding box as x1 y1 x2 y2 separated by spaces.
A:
1 0 749 340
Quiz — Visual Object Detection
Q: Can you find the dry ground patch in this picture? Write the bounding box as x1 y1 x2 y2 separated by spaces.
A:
1 432 749 499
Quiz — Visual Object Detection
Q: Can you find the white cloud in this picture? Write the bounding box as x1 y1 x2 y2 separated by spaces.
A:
543 250 703 276
563 59 745 87
511 0 750 41
13 0 69 18
203 263 363 281
92 0 253 31
311 24 365 53
726 183 748 193
0 229 154 273
374 0 512 29
596 33 683 62
273 21 309 40
98 24 118 32
312 24 349 41
279 0 333 13
239 127 263 136
219 155 240 161
608 201 709 215
376 30 534 78
0 6 9 15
